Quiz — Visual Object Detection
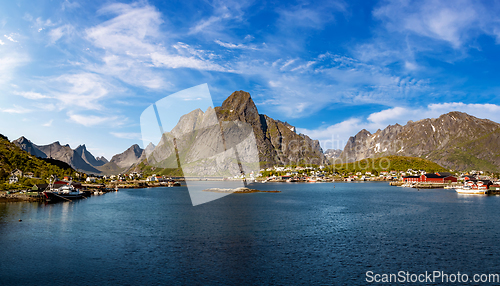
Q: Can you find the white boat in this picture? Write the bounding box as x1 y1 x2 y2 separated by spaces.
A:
455 185 487 195
43 183 84 201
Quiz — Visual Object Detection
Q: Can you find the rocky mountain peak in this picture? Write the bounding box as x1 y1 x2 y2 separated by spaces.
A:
341 111 500 171
219 90 260 123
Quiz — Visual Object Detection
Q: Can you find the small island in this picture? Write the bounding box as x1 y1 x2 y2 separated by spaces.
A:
203 187 280 193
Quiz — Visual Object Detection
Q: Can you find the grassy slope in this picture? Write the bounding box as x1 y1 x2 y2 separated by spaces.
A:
333 155 447 173
0 134 76 190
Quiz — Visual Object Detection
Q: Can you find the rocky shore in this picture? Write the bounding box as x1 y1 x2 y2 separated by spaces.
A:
0 192 45 202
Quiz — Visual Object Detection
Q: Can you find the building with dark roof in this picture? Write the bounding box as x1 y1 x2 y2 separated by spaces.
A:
403 173 457 183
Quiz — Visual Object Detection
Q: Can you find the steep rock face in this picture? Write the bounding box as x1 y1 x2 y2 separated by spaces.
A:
143 90 325 170
37 142 101 174
324 149 342 159
13 138 101 173
74 144 107 167
341 112 500 171
215 90 325 167
108 144 144 169
12 136 47 158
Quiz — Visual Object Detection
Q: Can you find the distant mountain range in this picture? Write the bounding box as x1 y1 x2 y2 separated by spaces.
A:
0 134 75 182
13 90 324 175
9 92 500 174
324 149 342 159
13 137 144 175
339 111 500 172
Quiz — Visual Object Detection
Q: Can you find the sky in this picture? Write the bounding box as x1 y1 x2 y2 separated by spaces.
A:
2 0 500 159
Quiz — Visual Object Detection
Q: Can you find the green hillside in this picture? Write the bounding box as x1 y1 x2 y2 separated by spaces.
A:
0 134 76 190
332 155 447 174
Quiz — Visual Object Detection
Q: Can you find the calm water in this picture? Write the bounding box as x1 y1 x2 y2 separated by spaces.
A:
1 182 500 285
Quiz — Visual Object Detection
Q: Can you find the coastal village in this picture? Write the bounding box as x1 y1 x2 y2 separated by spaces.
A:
3 163 500 202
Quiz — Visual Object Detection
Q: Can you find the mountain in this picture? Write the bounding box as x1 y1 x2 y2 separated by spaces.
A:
14 138 102 174
109 144 144 169
142 90 325 174
324 149 342 159
0 134 75 186
340 111 500 171
215 90 325 167
97 144 144 175
74 144 107 167
12 136 47 158
96 156 109 165
13 135 146 175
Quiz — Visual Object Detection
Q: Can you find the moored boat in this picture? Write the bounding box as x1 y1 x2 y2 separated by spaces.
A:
42 180 85 202
455 182 488 195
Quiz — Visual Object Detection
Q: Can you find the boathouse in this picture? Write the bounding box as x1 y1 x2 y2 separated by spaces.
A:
403 173 457 183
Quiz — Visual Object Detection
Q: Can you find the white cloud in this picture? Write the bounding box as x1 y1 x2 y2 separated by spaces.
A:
214 39 257 50
0 105 32 114
85 2 225 89
4 34 18 42
235 53 429 118
280 59 297 71
298 102 500 151
68 112 127 127
373 0 500 48
48 24 74 44
0 40 4 45
43 120 53 127
188 0 248 36
49 73 114 110
62 0 80 11
13 91 50 100
0 53 30 85
110 132 142 140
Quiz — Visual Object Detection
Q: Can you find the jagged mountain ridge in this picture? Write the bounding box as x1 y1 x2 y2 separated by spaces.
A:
340 111 500 171
0 134 76 182
142 90 325 171
215 91 325 167
13 136 145 175
13 138 101 174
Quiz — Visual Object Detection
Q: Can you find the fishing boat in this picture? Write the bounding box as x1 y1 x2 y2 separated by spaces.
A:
42 178 85 202
455 181 488 195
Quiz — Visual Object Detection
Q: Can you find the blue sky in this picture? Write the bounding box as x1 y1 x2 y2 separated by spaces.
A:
2 0 500 159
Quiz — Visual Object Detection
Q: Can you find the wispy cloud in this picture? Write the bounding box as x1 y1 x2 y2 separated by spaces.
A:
214 39 257 50
276 3 345 30
61 0 80 11
188 0 249 36
48 72 114 110
4 34 18 42
42 119 53 127
85 2 225 89
0 105 32 114
48 24 74 44
0 53 30 85
373 0 500 49
67 112 127 127
13 91 50 100
110 132 142 140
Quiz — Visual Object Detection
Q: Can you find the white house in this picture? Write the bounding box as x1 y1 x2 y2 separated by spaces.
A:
8 175 18 184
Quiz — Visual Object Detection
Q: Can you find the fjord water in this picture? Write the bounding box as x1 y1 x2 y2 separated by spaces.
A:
1 182 499 285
